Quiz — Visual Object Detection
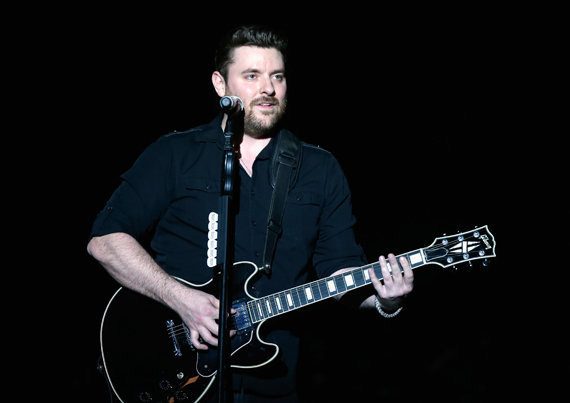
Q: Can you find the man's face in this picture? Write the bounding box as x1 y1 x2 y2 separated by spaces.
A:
215 46 287 137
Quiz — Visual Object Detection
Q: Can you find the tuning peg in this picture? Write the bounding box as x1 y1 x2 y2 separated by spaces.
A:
482 259 490 267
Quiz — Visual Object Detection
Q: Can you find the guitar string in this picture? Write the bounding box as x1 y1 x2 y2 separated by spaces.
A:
166 233 485 340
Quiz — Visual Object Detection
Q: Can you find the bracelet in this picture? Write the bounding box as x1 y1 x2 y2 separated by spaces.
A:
375 296 403 318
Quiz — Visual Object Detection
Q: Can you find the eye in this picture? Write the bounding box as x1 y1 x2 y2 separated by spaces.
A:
245 74 257 80
273 74 285 81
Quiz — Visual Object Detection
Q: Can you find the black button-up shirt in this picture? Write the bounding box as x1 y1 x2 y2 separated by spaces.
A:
90 113 367 394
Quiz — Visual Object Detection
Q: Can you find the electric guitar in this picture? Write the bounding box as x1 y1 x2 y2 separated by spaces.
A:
100 225 496 402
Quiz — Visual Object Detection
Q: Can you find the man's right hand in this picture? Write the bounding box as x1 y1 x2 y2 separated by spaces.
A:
171 286 236 350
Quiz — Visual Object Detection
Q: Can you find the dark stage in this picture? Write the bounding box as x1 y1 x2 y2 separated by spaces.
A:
52 9 566 403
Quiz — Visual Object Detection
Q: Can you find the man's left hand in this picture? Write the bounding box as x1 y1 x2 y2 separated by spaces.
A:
369 254 414 312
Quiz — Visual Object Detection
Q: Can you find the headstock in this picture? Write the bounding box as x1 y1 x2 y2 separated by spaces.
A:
423 225 496 268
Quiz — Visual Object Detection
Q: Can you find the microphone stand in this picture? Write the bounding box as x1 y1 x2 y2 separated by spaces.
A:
217 107 241 403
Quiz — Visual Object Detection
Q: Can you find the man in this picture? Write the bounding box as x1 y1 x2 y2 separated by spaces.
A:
88 25 413 402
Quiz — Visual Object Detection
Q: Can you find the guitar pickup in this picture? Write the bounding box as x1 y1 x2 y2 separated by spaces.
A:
166 319 183 357
232 301 252 333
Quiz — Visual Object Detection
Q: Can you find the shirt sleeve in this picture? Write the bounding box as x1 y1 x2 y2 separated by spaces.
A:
88 136 174 242
312 154 368 278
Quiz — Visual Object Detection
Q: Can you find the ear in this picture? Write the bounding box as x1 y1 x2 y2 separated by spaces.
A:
212 71 226 97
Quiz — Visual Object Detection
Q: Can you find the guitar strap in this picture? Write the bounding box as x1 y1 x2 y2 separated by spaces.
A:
261 129 302 277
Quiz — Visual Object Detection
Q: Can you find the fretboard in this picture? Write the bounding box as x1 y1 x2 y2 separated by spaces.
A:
246 249 426 323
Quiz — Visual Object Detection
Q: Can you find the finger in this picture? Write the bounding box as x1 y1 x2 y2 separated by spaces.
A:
209 296 236 315
209 295 220 312
368 266 385 295
190 328 212 350
387 254 404 285
400 256 414 283
379 255 394 285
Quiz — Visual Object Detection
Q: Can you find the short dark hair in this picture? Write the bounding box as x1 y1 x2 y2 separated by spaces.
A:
215 25 288 81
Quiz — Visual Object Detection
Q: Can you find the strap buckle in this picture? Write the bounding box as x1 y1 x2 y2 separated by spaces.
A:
267 219 283 236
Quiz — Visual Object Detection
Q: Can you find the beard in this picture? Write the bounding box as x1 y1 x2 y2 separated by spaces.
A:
243 95 288 138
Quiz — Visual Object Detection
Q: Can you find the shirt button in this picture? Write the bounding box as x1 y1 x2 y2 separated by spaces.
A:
251 190 255 196
255 252 260 257
252 220 257 226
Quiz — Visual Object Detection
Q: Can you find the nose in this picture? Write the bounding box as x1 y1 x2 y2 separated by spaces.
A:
259 76 276 96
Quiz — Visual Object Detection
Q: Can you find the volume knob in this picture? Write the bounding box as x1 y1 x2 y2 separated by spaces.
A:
139 392 152 402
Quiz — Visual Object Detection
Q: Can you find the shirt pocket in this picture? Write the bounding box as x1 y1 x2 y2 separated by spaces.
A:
182 178 220 193
283 191 322 242
180 178 221 210
169 178 221 228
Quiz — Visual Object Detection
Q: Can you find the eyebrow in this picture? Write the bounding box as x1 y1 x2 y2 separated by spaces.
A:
241 68 286 75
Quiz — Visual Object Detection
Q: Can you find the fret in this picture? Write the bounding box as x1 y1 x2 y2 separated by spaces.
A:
363 266 371 282
318 279 330 298
269 296 276 314
310 282 322 301
292 289 302 308
335 275 347 293
371 262 383 280
280 293 289 312
326 279 337 295
249 301 259 322
297 286 308 306
252 301 263 320
271 294 279 314
286 292 294 308
352 268 366 287
256 301 264 319
261 300 270 318
304 286 313 302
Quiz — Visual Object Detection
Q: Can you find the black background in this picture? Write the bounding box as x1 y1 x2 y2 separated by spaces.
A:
32 5 565 402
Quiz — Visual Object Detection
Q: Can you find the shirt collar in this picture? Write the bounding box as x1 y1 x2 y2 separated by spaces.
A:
256 136 277 160
194 113 225 149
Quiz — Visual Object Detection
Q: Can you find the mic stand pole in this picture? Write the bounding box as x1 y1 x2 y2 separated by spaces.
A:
217 111 239 403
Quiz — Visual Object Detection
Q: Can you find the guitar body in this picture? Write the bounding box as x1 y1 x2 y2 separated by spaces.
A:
100 261 278 403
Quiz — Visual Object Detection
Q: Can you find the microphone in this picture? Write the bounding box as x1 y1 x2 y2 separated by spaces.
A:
220 96 243 114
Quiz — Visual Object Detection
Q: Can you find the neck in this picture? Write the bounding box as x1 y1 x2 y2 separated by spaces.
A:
240 134 271 154
238 135 271 177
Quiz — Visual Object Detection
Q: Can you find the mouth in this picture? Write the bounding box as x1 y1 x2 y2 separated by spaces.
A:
253 97 278 110
255 102 275 110
256 104 275 111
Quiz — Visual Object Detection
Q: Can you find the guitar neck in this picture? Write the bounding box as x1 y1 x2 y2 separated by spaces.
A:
245 225 496 324
246 249 426 324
